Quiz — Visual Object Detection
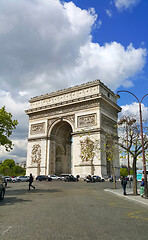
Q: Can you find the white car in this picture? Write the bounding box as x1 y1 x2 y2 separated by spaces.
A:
12 176 29 182
48 175 60 180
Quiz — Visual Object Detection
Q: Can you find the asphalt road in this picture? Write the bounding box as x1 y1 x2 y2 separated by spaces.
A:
0 180 148 240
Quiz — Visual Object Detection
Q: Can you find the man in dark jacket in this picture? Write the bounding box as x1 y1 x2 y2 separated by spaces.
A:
121 176 127 195
28 173 35 190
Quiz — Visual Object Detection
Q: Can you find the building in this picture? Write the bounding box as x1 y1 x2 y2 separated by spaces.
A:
25 80 121 178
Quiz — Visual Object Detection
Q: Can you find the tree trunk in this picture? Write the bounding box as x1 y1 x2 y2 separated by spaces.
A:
111 164 116 189
91 159 94 175
132 156 137 195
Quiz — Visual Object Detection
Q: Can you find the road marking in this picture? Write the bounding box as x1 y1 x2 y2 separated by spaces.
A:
1 226 12 235
128 211 148 220
108 202 130 208
104 189 148 206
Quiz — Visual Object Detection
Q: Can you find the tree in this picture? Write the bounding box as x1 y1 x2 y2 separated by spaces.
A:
118 118 148 195
120 168 128 177
0 106 18 151
79 131 119 189
105 133 118 189
0 159 15 176
0 159 25 176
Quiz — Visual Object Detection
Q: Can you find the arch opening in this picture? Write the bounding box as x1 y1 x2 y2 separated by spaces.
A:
49 121 72 176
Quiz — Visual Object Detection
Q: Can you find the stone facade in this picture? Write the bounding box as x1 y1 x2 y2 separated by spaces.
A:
25 80 121 178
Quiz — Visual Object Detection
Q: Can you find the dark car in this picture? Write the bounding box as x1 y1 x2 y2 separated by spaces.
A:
85 175 104 183
36 175 52 181
64 175 77 182
0 176 5 200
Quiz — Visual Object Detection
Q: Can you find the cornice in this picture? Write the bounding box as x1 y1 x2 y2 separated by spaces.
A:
72 128 102 136
25 93 121 115
29 79 116 103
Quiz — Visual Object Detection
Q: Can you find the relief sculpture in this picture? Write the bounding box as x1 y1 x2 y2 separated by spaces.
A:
78 113 96 127
31 144 41 164
30 123 45 135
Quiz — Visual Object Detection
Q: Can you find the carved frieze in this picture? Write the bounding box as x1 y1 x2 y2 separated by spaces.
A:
29 102 100 120
77 113 97 128
30 123 45 135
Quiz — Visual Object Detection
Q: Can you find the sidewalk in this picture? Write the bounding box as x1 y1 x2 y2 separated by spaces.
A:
104 188 148 207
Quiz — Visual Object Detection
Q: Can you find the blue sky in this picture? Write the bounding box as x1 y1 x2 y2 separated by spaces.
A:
0 0 147 164
64 0 148 106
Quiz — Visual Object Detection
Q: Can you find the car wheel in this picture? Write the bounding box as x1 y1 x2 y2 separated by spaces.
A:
17 179 21 182
0 190 5 200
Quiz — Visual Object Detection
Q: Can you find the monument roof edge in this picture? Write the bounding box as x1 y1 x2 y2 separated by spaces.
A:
29 79 116 103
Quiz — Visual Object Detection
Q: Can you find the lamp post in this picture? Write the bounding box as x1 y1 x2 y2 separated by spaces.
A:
118 116 136 187
117 90 148 198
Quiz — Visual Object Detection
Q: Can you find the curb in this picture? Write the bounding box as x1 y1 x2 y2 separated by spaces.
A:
104 189 148 207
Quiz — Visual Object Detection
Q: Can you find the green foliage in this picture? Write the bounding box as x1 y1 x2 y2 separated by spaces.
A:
120 168 128 177
80 137 95 162
0 106 18 151
0 159 25 176
120 168 133 177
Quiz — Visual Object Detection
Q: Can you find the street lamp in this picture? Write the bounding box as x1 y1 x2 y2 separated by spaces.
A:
117 90 148 197
118 116 136 184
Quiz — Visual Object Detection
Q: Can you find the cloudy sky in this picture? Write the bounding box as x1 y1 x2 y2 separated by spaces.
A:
0 0 148 165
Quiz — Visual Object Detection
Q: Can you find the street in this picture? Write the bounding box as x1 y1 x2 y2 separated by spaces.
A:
0 180 148 240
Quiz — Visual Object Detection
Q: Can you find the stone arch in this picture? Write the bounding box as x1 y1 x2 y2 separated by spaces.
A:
48 120 73 175
48 118 74 136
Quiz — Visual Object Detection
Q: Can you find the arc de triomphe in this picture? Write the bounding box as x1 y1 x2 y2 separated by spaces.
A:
25 80 121 178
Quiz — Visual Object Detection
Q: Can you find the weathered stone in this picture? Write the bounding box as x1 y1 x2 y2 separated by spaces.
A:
25 80 121 178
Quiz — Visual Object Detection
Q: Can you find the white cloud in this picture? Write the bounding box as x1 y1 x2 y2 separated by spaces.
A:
0 0 146 97
106 9 112 17
0 90 29 140
115 0 141 11
0 0 147 163
0 139 27 163
19 91 29 97
119 102 148 121
73 42 146 90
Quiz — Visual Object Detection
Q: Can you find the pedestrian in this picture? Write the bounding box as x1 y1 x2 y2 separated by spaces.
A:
28 173 35 190
121 176 127 195
76 175 80 181
140 178 144 197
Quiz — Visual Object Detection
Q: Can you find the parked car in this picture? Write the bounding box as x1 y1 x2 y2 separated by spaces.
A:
100 176 105 182
85 175 105 183
127 175 133 181
64 175 77 182
4 176 12 182
0 176 5 200
36 175 52 181
60 174 71 181
48 175 60 180
12 176 30 182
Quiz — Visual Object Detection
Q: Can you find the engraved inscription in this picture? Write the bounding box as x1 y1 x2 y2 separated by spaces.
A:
30 123 45 135
78 113 97 127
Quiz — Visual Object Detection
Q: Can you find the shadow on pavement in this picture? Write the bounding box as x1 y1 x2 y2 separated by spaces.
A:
0 197 32 206
5 188 61 196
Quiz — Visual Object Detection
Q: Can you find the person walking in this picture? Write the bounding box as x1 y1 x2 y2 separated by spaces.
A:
140 178 144 197
28 173 35 190
121 176 127 195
